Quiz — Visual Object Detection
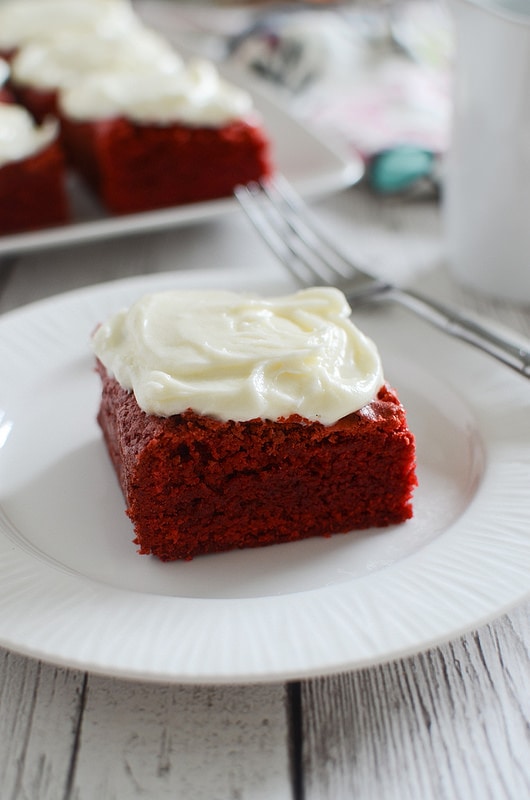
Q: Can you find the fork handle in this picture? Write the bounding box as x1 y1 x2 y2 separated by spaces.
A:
380 287 530 378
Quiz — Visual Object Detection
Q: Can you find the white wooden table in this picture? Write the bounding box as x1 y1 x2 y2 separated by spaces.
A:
1 183 529 800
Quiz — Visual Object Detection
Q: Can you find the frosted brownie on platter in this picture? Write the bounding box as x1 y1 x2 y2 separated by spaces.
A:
58 59 273 214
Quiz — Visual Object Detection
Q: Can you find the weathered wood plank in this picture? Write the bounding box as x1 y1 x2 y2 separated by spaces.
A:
68 679 292 800
0 648 86 800
302 604 530 800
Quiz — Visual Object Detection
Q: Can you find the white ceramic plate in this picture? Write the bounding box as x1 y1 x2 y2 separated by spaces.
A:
0 269 529 683
0 84 361 257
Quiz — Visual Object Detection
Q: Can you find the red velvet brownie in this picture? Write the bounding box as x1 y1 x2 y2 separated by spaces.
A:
93 288 417 561
59 62 273 214
0 104 69 235
96 364 417 561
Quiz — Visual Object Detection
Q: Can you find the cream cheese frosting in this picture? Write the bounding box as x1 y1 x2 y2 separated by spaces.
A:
11 27 183 91
0 0 138 50
60 58 254 126
92 288 384 425
0 104 57 166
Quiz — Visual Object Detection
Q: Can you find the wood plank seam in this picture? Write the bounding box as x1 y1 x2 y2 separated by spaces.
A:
287 681 304 800
61 671 88 800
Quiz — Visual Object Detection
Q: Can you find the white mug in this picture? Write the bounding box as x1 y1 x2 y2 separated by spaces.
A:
444 0 530 303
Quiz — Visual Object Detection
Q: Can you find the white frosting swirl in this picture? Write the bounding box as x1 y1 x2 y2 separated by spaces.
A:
11 28 183 91
0 0 138 50
60 59 254 126
0 104 57 166
92 288 384 425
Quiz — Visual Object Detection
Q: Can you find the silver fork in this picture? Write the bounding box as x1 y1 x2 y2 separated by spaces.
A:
235 176 530 379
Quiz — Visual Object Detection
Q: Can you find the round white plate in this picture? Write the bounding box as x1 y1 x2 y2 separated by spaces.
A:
0 270 529 683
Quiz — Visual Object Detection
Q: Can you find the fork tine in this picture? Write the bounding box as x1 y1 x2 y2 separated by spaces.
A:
235 177 388 296
260 176 356 283
234 181 325 287
234 182 303 284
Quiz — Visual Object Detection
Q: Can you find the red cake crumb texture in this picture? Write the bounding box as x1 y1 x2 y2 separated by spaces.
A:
60 116 272 215
95 361 417 562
